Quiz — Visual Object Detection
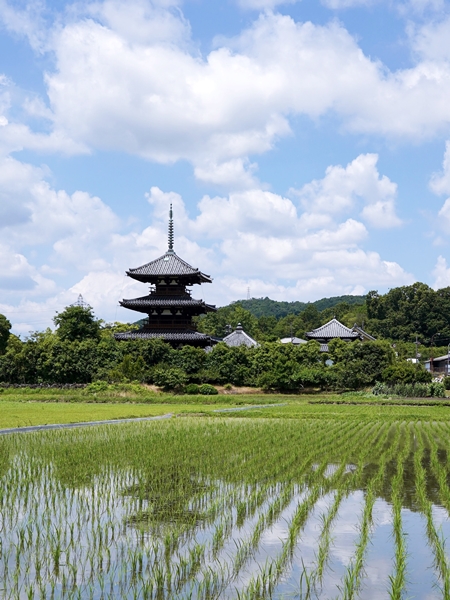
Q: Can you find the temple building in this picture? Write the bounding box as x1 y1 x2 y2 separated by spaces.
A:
115 207 216 347
306 318 375 352
223 324 259 348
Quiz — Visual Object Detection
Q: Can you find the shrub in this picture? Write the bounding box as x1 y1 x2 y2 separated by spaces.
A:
372 381 445 398
444 377 450 390
152 366 188 391
224 383 233 391
184 383 200 394
430 382 446 398
382 361 431 384
198 384 219 395
85 381 109 394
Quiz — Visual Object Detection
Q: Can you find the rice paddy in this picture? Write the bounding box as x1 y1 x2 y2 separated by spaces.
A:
2 415 450 599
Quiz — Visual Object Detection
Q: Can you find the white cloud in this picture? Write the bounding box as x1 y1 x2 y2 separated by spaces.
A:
403 0 445 14
430 141 450 196
0 0 48 52
7 6 445 187
0 148 413 332
437 198 450 233
194 158 260 190
293 154 401 228
410 16 450 62
236 0 299 9
87 0 190 46
429 142 450 234
432 255 450 289
0 156 119 272
142 181 411 304
361 200 402 228
322 0 375 8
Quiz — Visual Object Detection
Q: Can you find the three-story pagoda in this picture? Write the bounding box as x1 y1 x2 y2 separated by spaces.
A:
115 206 216 347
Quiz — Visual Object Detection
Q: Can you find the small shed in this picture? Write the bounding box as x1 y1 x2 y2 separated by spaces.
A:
223 324 259 348
424 355 449 374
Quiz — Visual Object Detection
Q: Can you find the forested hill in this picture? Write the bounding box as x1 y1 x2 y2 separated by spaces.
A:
231 295 366 319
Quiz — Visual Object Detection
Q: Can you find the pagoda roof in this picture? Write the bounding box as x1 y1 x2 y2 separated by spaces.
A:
120 295 216 313
114 329 213 343
306 318 359 341
127 251 212 283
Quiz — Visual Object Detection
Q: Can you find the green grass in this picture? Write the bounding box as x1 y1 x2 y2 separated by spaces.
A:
2 388 450 428
0 401 230 428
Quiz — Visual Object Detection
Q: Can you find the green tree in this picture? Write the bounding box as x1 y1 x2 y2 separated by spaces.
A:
382 362 431 384
108 355 146 382
0 314 11 355
328 339 395 389
54 305 101 342
366 283 450 343
152 366 188 391
197 305 259 339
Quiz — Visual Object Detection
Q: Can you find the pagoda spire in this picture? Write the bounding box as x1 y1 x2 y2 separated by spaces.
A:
168 204 174 252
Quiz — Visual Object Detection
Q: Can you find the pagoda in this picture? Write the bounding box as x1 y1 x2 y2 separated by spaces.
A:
115 206 216 347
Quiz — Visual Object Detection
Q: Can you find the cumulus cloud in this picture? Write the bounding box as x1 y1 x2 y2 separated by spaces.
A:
0 5 440 187
236 0 299 9
293 154 402 228
410 16 450 62
0 156 120 271
142 179 411 303
429 141 450 233
430 141 450 196
432 255 450 289
322 0 375 8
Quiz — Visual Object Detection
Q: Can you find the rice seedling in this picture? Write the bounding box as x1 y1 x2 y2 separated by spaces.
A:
1 414 450 599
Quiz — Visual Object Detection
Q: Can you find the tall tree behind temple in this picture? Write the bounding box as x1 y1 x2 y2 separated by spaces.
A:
366 283 450 344
54 305 102 342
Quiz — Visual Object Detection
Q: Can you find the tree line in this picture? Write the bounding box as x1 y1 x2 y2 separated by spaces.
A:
0 295 435 390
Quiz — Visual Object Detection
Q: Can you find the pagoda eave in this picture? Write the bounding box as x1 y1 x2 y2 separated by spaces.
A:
119 301 216 315
114 329 215 347
126 271 212 285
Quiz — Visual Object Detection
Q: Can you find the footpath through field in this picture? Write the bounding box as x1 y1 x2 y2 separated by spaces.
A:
0 403 285 435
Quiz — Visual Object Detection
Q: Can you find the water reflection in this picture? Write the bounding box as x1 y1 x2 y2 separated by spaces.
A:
1 420 450 598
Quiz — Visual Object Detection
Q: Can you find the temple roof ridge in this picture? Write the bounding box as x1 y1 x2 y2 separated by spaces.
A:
306 317 359 339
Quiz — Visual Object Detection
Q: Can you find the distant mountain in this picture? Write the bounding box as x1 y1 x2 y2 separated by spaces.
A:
231 295 366 319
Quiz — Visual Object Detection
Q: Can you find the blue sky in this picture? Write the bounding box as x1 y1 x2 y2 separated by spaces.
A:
2 0 450 334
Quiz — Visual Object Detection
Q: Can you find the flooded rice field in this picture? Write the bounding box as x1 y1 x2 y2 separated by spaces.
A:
1 417 450 599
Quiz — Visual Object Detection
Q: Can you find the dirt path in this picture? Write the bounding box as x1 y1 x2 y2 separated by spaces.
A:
0 403 286 436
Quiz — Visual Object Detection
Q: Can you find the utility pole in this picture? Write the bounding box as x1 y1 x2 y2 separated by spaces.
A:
431 332 440 374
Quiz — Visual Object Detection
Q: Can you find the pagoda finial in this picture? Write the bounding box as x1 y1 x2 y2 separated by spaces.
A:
168 204 174 252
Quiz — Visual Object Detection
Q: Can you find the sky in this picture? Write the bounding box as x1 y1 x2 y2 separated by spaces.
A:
2 0 450 335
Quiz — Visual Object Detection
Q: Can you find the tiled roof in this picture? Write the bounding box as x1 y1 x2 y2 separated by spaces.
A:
114 329 212 342
306 318 359 340
120 295 215 311
223 324 259 348
352 325 376 341
280 337 307 345
127 251 212 282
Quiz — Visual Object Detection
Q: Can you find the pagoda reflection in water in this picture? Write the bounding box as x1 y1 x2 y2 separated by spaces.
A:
115 206 216 348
